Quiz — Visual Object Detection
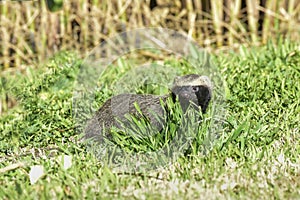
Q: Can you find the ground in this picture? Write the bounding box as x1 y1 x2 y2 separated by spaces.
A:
0 40 299 199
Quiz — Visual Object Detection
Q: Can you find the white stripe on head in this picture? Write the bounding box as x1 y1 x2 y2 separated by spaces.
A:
173 74 212 88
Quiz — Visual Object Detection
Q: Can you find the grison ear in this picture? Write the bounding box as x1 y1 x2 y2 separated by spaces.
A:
196 85 212 113
198 85 212 99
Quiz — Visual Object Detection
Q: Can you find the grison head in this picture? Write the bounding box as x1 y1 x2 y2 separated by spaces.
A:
171 74 212 113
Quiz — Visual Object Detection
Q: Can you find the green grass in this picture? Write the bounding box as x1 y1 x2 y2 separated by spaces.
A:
0 40 300 199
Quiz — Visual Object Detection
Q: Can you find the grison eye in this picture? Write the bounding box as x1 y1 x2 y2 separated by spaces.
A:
192 86 199 92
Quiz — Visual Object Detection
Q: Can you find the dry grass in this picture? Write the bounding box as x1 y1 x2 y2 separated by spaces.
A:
0 0 299 69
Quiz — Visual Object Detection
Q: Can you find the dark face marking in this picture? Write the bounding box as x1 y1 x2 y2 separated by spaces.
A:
172 85 211 113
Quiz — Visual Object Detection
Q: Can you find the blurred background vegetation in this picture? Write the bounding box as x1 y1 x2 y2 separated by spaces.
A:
0 0 299 113
0 0 299 69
